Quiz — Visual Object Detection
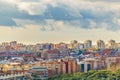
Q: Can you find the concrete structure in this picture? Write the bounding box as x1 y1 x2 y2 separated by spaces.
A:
106 57 120 71
0 73 30 80
78 43 84 50
35 58 77 76
84 40 92 49
41 49 60 59
30 67 48 80
54 43 67 50
97 40 105 49
107 40 117 49
68 40 78 49
77 58 99 72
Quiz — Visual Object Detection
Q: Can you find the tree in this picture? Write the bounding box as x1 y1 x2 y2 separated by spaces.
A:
48 70 117 80
115 69 120 79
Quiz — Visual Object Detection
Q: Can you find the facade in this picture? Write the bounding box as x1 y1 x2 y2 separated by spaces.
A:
41 49 60 59
106 57 120 71
10 41 17 47
78 43 84 50
77 58 98 72
107 40 117 49
35 58 77 76
77 62 91 72
84 40 92 49
68 40 79 49
54 43 67 51
97 40 105 49
30 67 48 80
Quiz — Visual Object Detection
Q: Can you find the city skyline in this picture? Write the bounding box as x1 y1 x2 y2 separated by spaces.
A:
1 0 120 44
0 39 120 45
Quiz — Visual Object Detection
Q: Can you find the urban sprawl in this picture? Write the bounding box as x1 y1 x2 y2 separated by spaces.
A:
0 40 120 79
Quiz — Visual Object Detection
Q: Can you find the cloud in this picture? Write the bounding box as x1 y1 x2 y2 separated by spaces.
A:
13 18 66 31
18 2 47 15
17 0 57 15
0 1 17 26
0 0 120 31
41 19 66 31
87 0 120 2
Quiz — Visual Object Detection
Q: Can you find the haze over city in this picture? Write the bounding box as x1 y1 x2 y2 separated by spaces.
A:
0 0 120 44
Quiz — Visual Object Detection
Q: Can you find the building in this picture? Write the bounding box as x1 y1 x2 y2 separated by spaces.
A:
106 40 118 49
35 58 77 76
106 56 120 71
78 43 84 50
77 61 91 72
10 41 17 47
84 40 92 49
97 40 105 49
41 49 60 59
54 43 67 51
77 57 98 72
30 67 48 80
68 40 79 49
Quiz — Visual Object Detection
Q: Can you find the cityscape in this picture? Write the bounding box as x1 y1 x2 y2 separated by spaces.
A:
1 0 120 80
0 40 120 79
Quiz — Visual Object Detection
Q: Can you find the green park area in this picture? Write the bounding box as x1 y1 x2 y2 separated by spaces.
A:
48 69 120 80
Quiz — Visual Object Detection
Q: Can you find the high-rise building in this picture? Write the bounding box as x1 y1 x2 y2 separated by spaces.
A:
108 40 115 45
107 40 117 49
84 40 92 49
78 43 84 50
2 42 9 47
10 41 17 47
68 40 78 49
97 40 105 49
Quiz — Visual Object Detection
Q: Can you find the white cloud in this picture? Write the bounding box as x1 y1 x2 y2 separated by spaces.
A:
112 17 120 25
13 18 67 31
17 0 57 15
18 2 47 15
2 0 120 16
1 0 120 31
89 20 97 28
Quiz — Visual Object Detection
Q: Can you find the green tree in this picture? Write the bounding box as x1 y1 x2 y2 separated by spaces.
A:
115 69 120 79
48 69 119 80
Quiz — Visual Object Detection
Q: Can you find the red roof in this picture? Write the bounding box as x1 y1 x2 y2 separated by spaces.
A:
46 49 60 54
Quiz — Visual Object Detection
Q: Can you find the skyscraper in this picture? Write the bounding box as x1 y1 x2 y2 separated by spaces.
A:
68 40 78 49
96 40 105 49
107 40 117 49
84 40 92 49
10 41 17 47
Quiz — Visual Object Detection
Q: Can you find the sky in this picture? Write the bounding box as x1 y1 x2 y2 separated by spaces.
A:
0 0 120 44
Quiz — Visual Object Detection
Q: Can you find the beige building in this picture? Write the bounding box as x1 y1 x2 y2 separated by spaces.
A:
68 40 79 49
35 58 77 76
97 40 105 49
84 40 92 49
